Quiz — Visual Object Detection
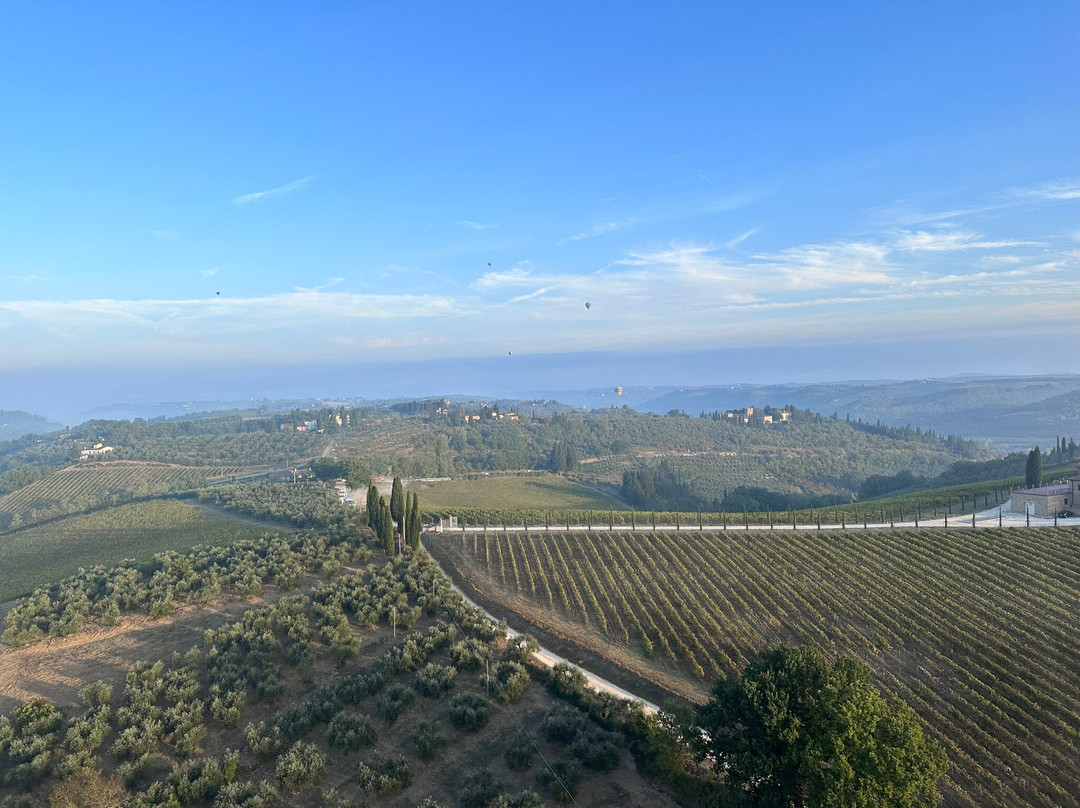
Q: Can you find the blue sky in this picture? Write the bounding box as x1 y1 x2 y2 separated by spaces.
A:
1 3 1078 408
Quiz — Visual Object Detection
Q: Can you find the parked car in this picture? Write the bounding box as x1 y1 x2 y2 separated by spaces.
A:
1057 510 1075 518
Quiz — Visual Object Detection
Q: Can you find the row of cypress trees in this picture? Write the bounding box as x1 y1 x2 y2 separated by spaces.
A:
366 477 421 555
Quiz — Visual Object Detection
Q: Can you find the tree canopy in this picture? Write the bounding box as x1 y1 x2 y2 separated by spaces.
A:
695 645 947 808
1025 447 1042 488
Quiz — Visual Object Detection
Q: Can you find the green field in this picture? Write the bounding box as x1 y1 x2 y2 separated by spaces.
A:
432 527 1080 808
0 499 274 601
407 474 623 510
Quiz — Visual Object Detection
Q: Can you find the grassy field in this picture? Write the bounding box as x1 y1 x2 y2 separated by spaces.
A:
430 527 1080 808
408 473 624 510
0 461 255 532
0 499 273 601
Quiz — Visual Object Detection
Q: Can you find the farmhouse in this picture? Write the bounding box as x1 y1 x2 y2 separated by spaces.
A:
78 442 114 461
1010 469 1080 517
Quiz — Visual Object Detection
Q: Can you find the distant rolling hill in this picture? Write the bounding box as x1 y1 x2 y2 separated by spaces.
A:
636 375 1080 450
0 410 62 442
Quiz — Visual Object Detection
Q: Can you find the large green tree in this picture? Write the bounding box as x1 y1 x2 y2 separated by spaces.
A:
365 484 379 529
374 495 394 556
696 645 946 808
407 492 421 551
390 476 404 536
1025 446 1042 488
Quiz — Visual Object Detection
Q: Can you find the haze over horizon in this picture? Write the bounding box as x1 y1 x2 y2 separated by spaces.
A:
1 3 1078 418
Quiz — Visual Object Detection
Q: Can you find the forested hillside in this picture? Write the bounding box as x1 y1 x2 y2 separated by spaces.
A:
637 375 1080 448
332 405 991 506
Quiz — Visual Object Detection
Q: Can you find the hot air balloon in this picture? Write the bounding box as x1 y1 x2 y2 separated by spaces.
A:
585 301 591 309
488 262 493 267
614 386 623 397
508 351 513 356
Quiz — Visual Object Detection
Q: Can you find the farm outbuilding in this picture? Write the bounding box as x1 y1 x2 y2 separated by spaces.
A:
1010 466 1080 517
1009 484 1071 517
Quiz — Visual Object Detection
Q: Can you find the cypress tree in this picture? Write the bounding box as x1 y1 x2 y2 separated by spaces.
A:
390 477 404 534
409 493 421 550
378 496 395 555
366 484 379 529
1026 447 1043 488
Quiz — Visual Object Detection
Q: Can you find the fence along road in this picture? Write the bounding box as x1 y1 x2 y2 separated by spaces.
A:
428 499 1076 533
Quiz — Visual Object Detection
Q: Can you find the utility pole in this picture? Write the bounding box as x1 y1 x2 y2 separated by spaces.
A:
391 606 397 640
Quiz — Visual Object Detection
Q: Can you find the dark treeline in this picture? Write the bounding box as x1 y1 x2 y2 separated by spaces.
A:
857 440 1079 501
310 457 372 488
622 461 846 513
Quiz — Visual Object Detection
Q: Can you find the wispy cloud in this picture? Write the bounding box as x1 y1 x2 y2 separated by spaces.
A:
664 143 718 161
455 220 498 230
0 291 466 340
557 218 639 244
497 288 551 306
474 265 537 289
153 229 180 241
2 274 51 283
233 174 318 206
867 175 1080 230
1009 177 1080 202
894 228 1035 252
201 268 219 278
328 335 444 349
724 228 759 248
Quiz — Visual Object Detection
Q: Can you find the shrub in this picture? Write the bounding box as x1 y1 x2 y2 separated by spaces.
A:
570 727 623 771
415 663 457 698
13 698 63 737
326 713 377 753
450 638 491 671
535 760 583 803
210 687 247 726
493 792 545 808
540 704 587 744
459 768 501 808
506 634 539 664
447 693 491 731
48 770 129 808
502 729 535 771
410 720 447 761
244 722 285 763
318 788 357 808
213 780 280 808
275 741 326 792
487 662 530 705
356 753 411 796
545 664 588 699
375 683 416 723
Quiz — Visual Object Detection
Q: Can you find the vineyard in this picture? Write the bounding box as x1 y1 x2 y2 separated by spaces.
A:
432 527 1080 808
0 462 253 532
